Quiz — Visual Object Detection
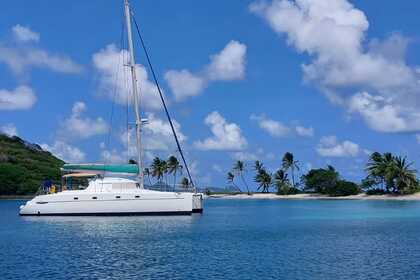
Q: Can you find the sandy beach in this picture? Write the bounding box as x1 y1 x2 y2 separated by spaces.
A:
206 193 420 201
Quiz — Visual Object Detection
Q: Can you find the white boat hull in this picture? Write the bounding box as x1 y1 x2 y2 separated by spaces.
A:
20 191 200 216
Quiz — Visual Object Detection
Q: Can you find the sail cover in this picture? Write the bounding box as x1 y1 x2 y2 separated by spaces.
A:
62 164 139 174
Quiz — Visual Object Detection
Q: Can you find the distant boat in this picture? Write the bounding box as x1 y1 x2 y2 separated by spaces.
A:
19 0 203 216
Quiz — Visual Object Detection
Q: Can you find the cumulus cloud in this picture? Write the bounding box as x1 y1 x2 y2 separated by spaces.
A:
41 140 85 163
164 69 206 101
0 86 36 110
100 149 125 164
121 112 186 153
250 114 291 137
206 40 247 81
165 40 247 101
58 101 108 140
251 0 420 133
295 125 314 137
92 44 162 110
0 123 18 136
194 111 247 151
12 25 40 42
250 114 314 137
316 136 360 157
0 25 82 75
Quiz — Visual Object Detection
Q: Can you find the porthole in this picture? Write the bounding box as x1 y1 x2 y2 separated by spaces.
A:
92 197 98 200
74 197 78 200
135 195 140 198
116 196 121 199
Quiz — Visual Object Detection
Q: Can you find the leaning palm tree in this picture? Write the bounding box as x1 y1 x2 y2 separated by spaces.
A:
233 160 250 195
227 171 242 192
282 152 299 187
254 168 272 193
167 155 183 190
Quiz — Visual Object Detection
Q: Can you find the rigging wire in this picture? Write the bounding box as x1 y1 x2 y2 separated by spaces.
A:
131 14 196 191
104 14 126 176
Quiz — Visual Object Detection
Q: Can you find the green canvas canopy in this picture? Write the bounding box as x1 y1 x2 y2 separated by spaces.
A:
62 164 139 174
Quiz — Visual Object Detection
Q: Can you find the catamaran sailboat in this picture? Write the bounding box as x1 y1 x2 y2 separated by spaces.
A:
19 0 203 216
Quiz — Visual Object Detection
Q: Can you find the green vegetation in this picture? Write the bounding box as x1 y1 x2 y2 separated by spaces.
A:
301 166 359 196
362 152 419 194
0 134 64 195
226 151 419 197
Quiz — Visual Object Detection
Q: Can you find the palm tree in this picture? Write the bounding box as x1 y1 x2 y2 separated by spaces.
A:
254 160 263 172
180 177 190 189
227 171 241 192
151 157 165 184
282 152 299 187
233 160 250 195
273 169 289 194
393 156 418 194
167 155 183 190
254 168 272 193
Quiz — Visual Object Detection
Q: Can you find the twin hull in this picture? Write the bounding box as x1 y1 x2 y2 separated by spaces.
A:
20 191 203 216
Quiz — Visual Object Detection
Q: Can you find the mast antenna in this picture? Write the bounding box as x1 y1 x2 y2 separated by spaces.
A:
124 0 144 188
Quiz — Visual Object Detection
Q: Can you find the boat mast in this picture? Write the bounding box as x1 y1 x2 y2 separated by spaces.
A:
124 0 144 188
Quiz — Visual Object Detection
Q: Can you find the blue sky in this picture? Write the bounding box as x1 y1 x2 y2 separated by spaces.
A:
1 0 420 189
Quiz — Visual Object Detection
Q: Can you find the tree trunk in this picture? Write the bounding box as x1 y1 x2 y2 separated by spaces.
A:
241 173 251 195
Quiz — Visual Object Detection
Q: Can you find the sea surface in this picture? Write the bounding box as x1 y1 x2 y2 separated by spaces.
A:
1 199 420 280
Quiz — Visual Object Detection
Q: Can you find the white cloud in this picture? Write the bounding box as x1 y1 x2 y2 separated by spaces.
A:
92 44 161 110
250 114 314 138
194 111 247 151
165 40 247 101
164 69 206 101
316 135 360 157
295 125 314 137
0 86 36 110
251 0 420 133
416 134 420 144
100 149 125 164
206 40 247 81
41 140 85 163
250 114 290 137
59 101 108 140
0 123 18 136
12 24 40 42
231 151 259 161
212 164 223 173
348 91 420 133
0 26 82 75
121 112 186 153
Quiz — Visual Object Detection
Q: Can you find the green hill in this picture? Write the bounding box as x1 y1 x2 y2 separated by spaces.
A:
0 134 64 195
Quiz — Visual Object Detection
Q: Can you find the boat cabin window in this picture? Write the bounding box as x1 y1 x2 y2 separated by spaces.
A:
116 196 121 199
135 195 140 198
92 197 98 200
73 197 78 200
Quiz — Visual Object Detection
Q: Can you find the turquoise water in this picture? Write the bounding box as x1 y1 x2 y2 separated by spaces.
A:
2 199 420 279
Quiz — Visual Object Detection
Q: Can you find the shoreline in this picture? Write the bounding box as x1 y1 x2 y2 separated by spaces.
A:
3 193 420 201
206 193 420 201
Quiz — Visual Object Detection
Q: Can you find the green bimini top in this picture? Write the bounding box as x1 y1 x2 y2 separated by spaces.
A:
62 163 139 174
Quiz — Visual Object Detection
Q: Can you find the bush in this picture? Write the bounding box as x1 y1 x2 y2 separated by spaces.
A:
328 180 360 197
365 188 387 195
276 184 300 195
